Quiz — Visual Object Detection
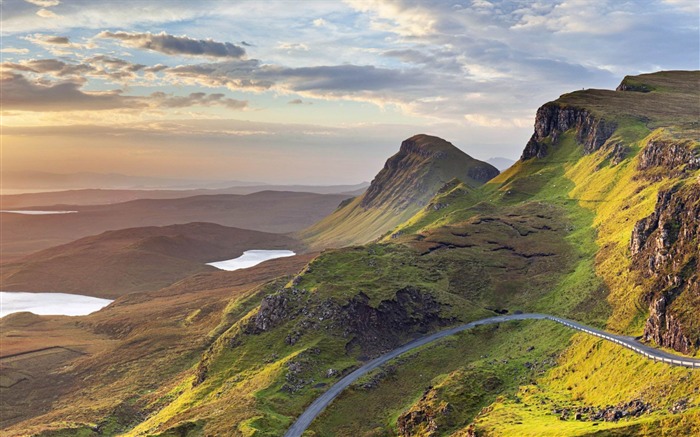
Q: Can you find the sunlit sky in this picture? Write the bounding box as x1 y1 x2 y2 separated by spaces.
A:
1 0 698 185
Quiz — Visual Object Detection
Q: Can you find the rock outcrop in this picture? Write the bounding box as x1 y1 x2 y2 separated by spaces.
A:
630 183 700 354
243 286 452 358
521 103 616 160
637 138 700 176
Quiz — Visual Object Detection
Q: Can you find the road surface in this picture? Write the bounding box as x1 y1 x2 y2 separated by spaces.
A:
284 313 700 437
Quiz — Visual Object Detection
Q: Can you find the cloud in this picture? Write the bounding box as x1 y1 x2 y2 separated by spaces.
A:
24 34 95 55
24 0 60 6
345 0 437 36
2 56 147 81
464 114 531 129
287 98 313 105
2 58 93 77
0 48 30 54
1 72 249 112
164 59 273 90
36 8 58 18
313 18 328 27
150 91 247 109
97 31 246 58
1 72 140 111
277 42 309 51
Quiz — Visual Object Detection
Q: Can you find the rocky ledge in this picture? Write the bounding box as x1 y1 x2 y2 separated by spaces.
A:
521 103 616 160
637 138 700 176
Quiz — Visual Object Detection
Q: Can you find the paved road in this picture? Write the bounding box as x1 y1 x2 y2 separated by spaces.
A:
283 313 700 437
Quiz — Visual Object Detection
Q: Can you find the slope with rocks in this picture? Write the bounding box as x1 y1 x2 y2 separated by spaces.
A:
297 134 498 249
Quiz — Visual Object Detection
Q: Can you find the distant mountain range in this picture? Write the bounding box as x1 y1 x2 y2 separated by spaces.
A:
0 191 351 261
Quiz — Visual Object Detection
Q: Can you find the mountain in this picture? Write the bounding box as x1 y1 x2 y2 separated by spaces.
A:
0 183 370 209
298 134 499 248
3 71 699 437
1 191 350 261
1 170 260 191
0 222 303 298
486 156 516 171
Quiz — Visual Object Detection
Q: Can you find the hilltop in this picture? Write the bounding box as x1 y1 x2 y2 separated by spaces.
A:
0 222 302 298
298 134 498 248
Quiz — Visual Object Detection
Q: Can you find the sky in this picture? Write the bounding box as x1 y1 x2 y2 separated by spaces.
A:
1 0 698 185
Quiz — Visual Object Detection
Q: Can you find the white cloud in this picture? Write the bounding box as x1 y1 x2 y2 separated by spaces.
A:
24 0 60 6
36 8 58 18
0 48 30 54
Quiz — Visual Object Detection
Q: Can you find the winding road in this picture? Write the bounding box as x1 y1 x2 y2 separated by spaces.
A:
284 313 700 437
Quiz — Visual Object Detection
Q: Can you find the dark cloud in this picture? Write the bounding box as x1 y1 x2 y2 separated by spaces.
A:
262 64 427 94
1 72 141 111
288 99 303 104
97 31 246 58
2 58 92 76
44 35 70 44
2 72 248 112
165 59 273 90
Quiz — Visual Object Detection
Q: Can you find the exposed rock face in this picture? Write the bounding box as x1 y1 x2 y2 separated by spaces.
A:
243 286 452 358
397 388 448 437
631 183 700 353
361 135 499 210
521 103 616 160
637 138 700 176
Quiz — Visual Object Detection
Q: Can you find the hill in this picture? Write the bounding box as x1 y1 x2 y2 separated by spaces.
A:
0 222 303 298
0 183 369 209
2 71 699 437
298 134 499 248
0 191 350 261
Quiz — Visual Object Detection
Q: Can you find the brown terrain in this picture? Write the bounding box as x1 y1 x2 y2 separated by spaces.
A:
0 183 368 209
0 191 350 261
0 252 316 434
0 222 303 298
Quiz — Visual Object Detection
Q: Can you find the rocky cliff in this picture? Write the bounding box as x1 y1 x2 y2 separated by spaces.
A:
521 103 616 160
631 182 700 353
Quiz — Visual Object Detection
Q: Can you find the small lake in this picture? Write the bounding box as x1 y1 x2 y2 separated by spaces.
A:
207 250 296 271
0 210 78 215
0 292 113 318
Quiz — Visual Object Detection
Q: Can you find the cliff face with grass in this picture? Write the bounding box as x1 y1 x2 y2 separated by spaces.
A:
297 134 498 249
7 71 700 437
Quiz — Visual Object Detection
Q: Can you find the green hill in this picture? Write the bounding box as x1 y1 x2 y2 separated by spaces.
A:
4 71 700 437
297 134 499 249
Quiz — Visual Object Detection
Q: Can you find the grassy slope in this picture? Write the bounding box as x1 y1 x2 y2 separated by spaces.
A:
17 72 700 437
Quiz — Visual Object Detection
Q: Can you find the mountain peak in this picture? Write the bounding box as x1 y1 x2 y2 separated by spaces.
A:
398 134 461 158
299 134 498 248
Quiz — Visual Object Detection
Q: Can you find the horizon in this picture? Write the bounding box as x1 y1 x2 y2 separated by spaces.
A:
1 0 698 185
